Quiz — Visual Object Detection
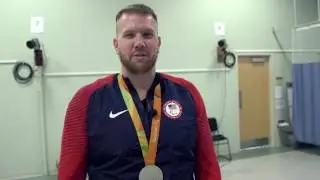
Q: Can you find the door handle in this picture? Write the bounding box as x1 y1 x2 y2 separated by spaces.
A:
239 90 242 109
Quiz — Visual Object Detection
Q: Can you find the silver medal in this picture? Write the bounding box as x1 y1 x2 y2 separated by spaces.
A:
139 165 163 180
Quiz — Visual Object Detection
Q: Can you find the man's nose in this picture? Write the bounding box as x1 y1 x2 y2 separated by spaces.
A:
134 35 146 49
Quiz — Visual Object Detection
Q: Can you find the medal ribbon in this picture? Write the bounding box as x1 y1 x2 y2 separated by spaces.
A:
118 74 161 165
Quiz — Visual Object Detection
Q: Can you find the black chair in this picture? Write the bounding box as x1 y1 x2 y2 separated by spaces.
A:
208 117 232 161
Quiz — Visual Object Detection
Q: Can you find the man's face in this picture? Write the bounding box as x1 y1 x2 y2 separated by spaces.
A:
113 13 161 74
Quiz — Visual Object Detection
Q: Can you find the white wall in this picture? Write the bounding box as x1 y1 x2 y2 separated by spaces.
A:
293 24 320 63
0 0 297 179
0 65 43 179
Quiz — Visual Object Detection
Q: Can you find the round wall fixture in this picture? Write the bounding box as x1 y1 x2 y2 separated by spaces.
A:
223 52 236 68
217 39 236 69
12 62 34 84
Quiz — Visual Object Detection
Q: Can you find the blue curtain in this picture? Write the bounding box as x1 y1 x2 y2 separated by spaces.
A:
292 62 320 146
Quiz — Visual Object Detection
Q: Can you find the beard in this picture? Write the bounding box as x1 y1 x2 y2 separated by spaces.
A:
119 51 158 75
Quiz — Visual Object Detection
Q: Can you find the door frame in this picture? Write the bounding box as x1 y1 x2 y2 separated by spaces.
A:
237 55 272 149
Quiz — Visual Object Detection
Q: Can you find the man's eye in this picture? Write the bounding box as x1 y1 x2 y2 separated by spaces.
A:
143 33 154 38
124 34 134 38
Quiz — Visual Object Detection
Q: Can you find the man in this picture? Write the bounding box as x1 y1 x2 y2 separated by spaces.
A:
58 3 221 180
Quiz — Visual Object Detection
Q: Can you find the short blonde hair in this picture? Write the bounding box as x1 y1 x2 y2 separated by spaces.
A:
116 4 158 23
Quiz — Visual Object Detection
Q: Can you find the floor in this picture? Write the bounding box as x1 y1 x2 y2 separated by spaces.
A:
15 147 320 180
221 150 320 180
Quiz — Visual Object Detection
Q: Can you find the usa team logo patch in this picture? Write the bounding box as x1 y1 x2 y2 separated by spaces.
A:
163 100 183 119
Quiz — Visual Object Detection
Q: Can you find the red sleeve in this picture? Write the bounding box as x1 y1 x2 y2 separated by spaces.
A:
58 87 89 180
189 84 222 180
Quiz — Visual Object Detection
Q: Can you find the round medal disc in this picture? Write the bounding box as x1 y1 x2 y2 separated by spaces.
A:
139 165 163 180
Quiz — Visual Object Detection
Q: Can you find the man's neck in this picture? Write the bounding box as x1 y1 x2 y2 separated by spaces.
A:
121 68 156 100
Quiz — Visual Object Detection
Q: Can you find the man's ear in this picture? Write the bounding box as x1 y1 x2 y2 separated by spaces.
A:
113 38 120 54
157 36 161 48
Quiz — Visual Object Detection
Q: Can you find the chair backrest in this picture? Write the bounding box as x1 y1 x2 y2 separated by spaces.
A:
208 117 218 132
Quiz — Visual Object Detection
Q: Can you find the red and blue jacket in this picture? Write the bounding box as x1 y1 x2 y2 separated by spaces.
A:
58 72 221 180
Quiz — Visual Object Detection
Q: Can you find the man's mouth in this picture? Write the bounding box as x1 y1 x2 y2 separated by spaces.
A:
133 53 147 57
